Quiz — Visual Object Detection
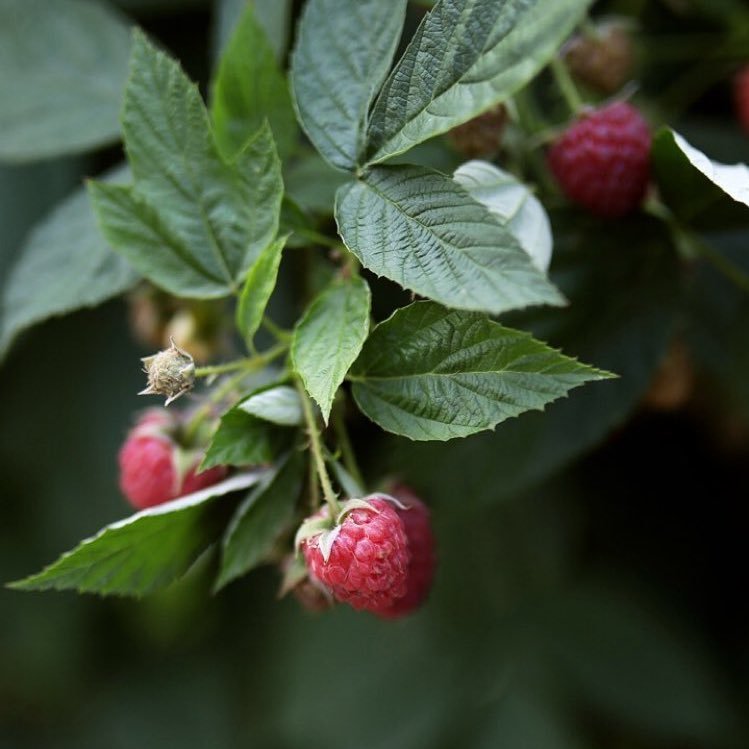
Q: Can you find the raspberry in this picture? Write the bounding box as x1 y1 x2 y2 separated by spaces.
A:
118 410 225 510
564 21 634 94
548 101 651 218
733 66 749 135
377 485 436 619
301 497 409 612
447 104 507 158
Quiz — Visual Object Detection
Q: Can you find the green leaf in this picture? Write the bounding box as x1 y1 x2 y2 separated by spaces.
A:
0 165 138 359
292 276 371 422
89 181 232 298
236 235 287 346
285 151 351 215
377 213 684 501
0 0 131 162
10 472 265 596
238 385 304 426
454 160 552 272
215 451 305 589
652 127 749 230
350 301 611 442
366 0 591 164
290 0 407 170
335 166 563 314
211 3 297 159
213 0 292 64
201 408 291 471
98 29 282 297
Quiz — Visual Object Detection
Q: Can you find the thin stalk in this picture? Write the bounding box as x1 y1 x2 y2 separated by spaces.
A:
297 380 340 517
550 57 584 115
331 404 365 491
185 344 287 442
692 238 749 295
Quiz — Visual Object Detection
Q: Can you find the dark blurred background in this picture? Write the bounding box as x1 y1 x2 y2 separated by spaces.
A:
2 0 749 747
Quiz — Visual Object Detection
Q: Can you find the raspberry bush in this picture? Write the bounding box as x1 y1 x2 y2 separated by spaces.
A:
2 0 749 746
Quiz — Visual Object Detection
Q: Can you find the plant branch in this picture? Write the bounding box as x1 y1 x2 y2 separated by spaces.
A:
296 380 340 516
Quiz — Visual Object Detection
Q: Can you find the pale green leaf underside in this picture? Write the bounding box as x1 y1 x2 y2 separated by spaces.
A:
211 3 297 159
238 385 304 426
290 0 407 169
292 276 371 422
454 159 552 272
236 235 287 346
0 0 131 161
335 166 563 314
108 30 282 296
0 165 138 359
669 130 749 207
366 0 592 164
215 451 304 589
10 472 265 596
652 128 749 229
350 301 611 441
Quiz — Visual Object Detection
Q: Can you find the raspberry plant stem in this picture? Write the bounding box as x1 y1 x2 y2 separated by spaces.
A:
332 403 365 492
297 379 341 517
184 343 288 443
550 57 584 115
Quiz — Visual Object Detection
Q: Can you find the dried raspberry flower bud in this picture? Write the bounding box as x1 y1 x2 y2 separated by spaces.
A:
139 337 195 406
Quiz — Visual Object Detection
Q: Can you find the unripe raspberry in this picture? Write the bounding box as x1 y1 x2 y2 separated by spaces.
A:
643 340 694 412
733 66 749 135
548 101 651 218
564 20 635 94
300 496 409 612
447 104 508 158
377 484 436 619
118 410 225 510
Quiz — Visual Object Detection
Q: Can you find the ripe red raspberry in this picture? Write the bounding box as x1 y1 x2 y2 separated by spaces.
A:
734 66 749 135
377 485 436 619
118 410 225 510
301 497 409 612
548 102 651 218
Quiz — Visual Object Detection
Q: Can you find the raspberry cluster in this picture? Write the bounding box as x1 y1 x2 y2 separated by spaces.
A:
118 409 226 509
300 487 436 618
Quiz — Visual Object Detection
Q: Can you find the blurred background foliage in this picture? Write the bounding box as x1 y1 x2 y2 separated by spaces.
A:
1 0 749 747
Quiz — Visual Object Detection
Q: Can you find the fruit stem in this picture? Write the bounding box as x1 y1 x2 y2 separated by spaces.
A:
184 343 288 443
550 57 584 115
332 401 366 493
296 379 341 517
261 316 292 343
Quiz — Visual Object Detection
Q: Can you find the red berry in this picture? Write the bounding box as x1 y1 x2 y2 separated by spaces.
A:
301 497 409 612
734 66 749 135
377 485 436 619
548 102 651 218
118 410 225 510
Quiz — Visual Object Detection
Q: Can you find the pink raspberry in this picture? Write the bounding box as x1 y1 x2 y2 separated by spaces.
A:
301 497 409 612
548 101 651 218
118 410 225 510
377 485 436 619
734 66 749 135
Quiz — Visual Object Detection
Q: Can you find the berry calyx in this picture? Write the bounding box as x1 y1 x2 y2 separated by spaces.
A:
118 409 225 510
548 101 652 218
299 496 409 612
377 484 436 619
